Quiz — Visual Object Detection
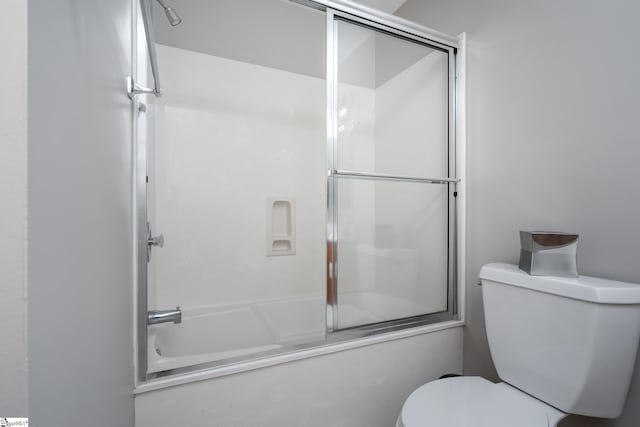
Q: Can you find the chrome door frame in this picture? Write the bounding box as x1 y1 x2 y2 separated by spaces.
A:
325 8 459 332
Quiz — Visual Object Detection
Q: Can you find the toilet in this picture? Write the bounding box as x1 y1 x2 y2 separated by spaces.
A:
397 263 640 427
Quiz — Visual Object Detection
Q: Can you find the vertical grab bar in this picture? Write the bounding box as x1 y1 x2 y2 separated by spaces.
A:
139 0 161 97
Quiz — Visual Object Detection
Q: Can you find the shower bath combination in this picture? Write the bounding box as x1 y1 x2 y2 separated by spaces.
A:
132 0 462 382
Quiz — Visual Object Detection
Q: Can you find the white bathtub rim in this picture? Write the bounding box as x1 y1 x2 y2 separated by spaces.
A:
147 343 284 373
135 319 464 394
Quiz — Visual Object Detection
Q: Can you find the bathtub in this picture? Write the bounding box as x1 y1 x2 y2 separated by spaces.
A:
147 289 446 374
147 296 326 373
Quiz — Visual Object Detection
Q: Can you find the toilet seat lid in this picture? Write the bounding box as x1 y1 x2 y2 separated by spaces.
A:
399 377 561 427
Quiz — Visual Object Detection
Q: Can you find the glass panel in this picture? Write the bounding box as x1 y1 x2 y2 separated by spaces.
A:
335 178 448 329
146 0 327 373
336 19 449 178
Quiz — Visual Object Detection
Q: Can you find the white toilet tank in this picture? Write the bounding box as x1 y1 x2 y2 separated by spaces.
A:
479 263 640 418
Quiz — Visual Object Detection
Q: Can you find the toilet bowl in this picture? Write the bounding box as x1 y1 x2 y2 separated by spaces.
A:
397 263 640 426
397 377 565 427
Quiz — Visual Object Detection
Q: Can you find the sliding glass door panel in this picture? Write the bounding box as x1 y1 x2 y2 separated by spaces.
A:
146 0 328 375
330 16 454 331
335 178 448 329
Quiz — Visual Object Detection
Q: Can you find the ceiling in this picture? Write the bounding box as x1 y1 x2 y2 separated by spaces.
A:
153 0 327 80
152 0 431 88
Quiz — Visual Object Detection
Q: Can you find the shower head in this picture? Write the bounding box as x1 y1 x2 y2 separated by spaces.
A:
155 0 182 26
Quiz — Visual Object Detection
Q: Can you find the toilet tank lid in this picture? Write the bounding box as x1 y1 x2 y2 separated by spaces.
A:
479 263 640 304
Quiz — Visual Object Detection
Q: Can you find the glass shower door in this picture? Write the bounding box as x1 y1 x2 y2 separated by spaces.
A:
143 0 328 375
329 17 455 329
136 0 461 381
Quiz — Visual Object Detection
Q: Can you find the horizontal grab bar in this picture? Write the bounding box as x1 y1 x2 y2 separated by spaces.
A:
332 170 460 184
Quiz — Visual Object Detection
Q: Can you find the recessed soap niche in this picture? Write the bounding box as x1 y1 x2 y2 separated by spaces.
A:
266 197 296 256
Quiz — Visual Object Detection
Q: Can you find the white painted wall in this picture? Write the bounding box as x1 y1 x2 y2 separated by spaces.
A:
136 327 462 427
0 0 27 417
397 1 640 426
28 0 135 425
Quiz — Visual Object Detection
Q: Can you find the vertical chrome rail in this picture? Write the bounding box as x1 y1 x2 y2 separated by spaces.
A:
134 1 151 383
447 47 458 318
139 0 161 96
136 106 149 382
326 10 338 332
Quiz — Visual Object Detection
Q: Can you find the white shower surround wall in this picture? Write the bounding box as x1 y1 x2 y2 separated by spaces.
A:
150 44 327 310
151 44 450 331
